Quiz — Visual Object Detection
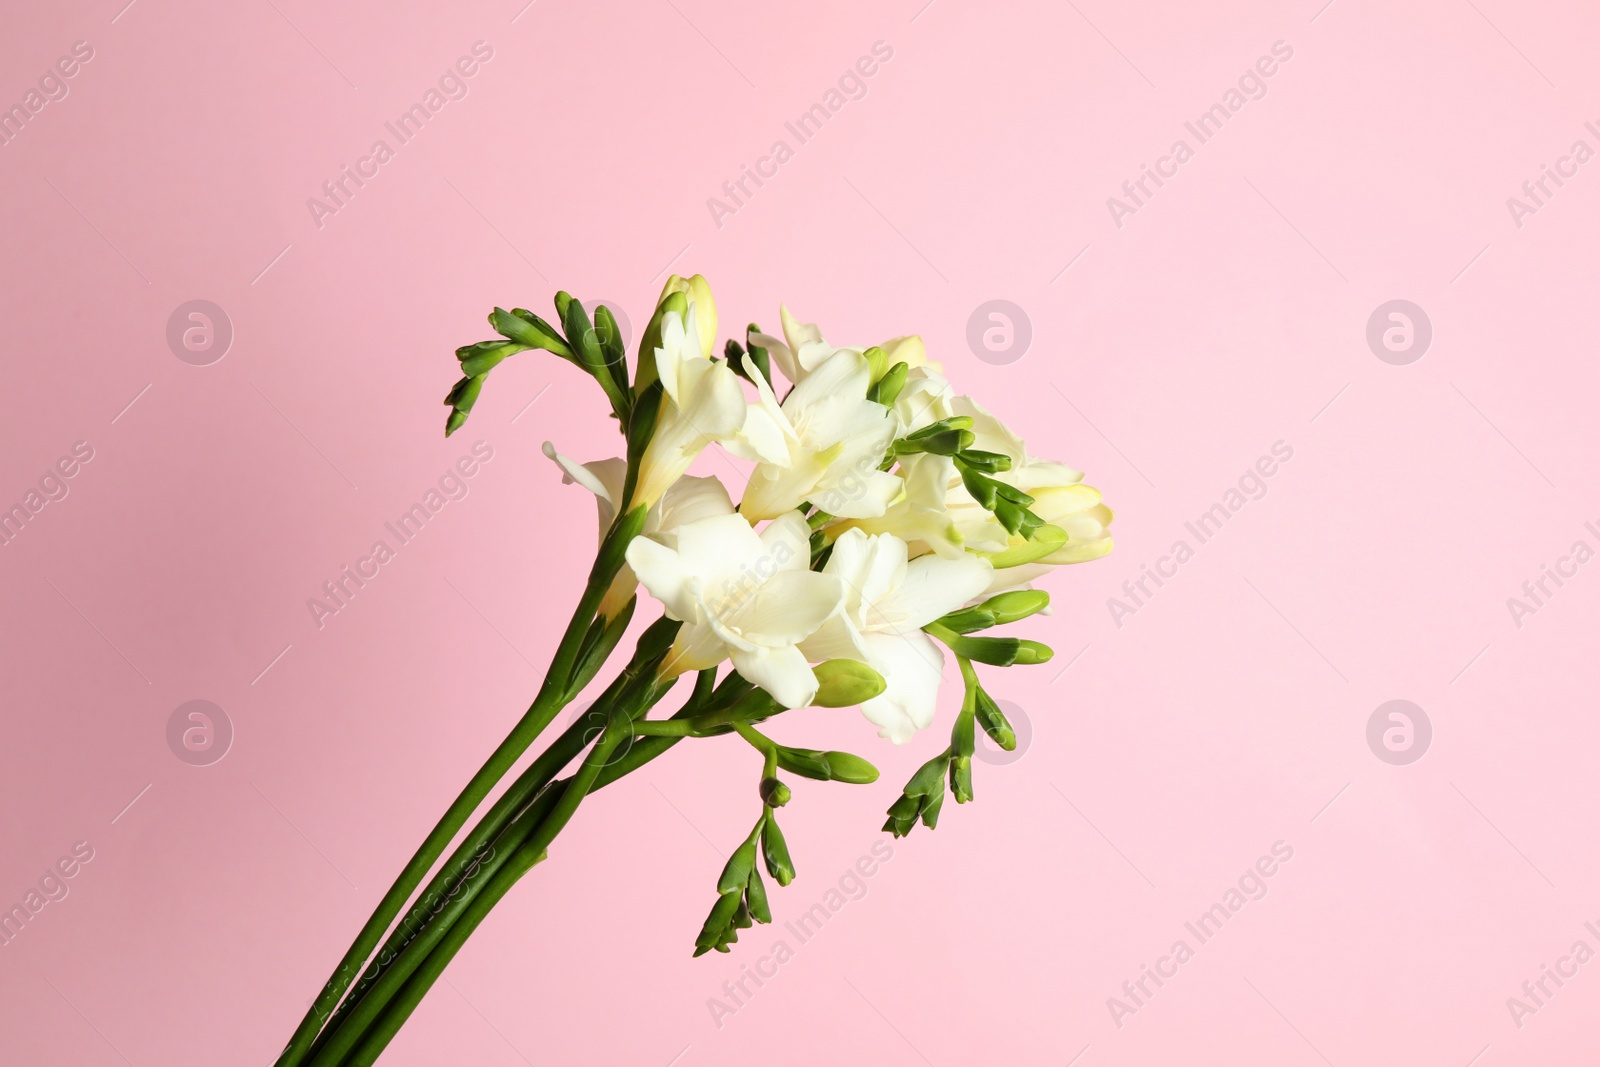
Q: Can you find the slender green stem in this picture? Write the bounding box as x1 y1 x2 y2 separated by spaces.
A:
304 675 629 1054
336 724 630 1064
276 513 643 1067
731 721 780 778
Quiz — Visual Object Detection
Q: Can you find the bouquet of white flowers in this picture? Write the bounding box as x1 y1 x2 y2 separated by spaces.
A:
273 275 1113 1065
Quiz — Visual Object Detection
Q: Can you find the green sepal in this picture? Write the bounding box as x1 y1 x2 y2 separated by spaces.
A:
943 634 1023 667
974 687 1016 751
695 890 744 950
745 867 772 924
954 448 1012 473
592 303 630 394
443 374 485 437
958 461 999 510
896 429 974 457
775 747 832 781
935 606 998 634
952 708 976 761
717 841 757 895
906 752 950 798
744 325 772 386
761 815 796 886
456 339 529 377
950 754 974 804
490 307 572 359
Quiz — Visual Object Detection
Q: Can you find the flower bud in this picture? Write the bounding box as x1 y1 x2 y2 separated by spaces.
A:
862 345 888 381
950 754 973 803
1013 640 1053 665
878 334 928 371
633 290 689 394
812 659 887 707
868 361 908 407
980 590 1050 624
821 751 879 785
717 841 757 895
974 688 1016 751
761 816 796 886
760 777 791 808
489 307 572 359
744 868 772 924
443 374 485 437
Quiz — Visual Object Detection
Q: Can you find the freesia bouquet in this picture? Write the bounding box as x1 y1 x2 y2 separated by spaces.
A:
273 275 1113 1064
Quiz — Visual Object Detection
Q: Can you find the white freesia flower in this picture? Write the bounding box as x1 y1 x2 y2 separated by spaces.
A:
891 366 957 436
831 394 1112 578
800 529 992 743
749 306 853 385
626 511 843 708
634 305 749 508
831 453 967 558
949 396 1113 587
753 307 935 388
733 348 901 522
543 444 735 619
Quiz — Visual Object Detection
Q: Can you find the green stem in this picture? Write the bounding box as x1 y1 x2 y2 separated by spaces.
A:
336 724 630 1065
276 511 644 1067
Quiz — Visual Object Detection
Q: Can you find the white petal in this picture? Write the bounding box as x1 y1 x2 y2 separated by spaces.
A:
542 443 624 531
675 513 767 590
785 347 870 414
751 331 800 384
657 475 735 537
885 554 995 630
758 511 813 570
728 570 843 646
780 305 825 364
731 642 819 708
824 468 903 520
858 630 946 743
625 536 695 621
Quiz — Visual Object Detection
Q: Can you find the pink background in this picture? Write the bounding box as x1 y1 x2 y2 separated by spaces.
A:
3 0 1597 1063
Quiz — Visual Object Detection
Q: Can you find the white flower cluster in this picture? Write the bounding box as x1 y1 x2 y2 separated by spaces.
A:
544 276 1113 744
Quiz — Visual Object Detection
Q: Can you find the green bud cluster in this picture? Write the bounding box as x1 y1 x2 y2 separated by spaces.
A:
695 790 798 955
444 295 632 437
882 653 1021 839
883 751 949 837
